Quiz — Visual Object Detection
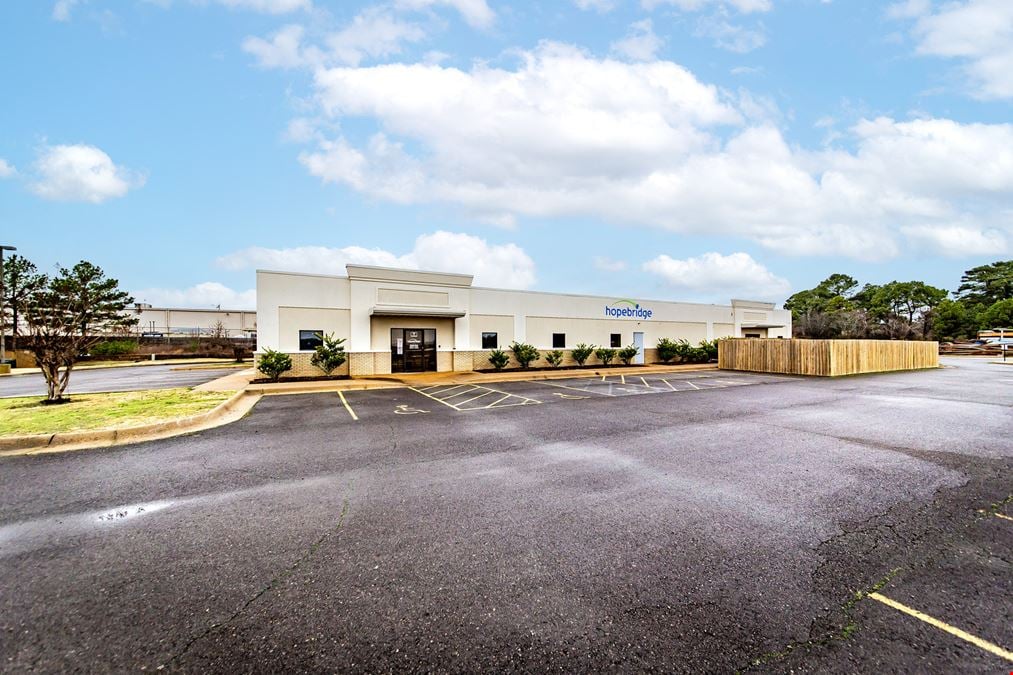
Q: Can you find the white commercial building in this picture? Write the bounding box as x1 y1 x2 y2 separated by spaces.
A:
257 265 791 376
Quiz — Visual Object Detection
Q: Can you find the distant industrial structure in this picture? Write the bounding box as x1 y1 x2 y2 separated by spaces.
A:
130 304 257 339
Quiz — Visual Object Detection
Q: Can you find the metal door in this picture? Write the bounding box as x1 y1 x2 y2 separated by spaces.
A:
633 332 644 365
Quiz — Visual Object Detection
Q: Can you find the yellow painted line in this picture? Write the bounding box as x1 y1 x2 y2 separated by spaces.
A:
994 512 1013 522
640 376 649 386
336 391 358 421
621 374 626 385
868 593 1013 662
601 374 607 382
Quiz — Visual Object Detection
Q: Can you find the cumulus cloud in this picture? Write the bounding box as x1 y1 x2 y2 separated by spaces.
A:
132 282 257 309
242 24 313 69
892 0 1013 99
901 224 1008 257
30 144 144 203
694 14 766 53
292 43 1013 261
0 159 15 178
611 19 664 61
574 0 616 11
643 251 790 300
217 231 536 289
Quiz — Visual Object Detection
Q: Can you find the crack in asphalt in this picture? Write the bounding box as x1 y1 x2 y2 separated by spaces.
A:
155 498 350 670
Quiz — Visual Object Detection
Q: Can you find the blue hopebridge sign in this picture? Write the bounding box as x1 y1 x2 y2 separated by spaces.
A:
605 299 653 319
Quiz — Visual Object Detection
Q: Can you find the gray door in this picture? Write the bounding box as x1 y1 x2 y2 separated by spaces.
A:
633 332 644 365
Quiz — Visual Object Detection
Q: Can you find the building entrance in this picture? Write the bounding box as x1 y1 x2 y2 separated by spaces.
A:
391 328 437 373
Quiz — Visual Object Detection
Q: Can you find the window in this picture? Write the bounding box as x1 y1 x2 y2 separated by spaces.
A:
299 330 323 351
610 333 621 348
552 333 566 349
481 332 498 349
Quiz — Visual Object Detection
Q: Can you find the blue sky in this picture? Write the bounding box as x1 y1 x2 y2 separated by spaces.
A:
1 0 1010 308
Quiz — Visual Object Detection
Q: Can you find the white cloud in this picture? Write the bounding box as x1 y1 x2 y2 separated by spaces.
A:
0 159 16 178
30 144 145 203
243 9 425 69
643 0 772 13
901 224 1008 257
574 0 616 11
242 24 314 69
211 0 310 13
395 0 495 28
611 19 664 61
326 8 427 66
293 43 1013 261
894 0 1013 99
694 14 766 52
52 0 81 21
594 256 628 272
133 282 257 310
643 252 790 300
217 231 536 289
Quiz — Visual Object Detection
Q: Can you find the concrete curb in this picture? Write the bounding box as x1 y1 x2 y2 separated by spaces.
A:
247 363 719 395
0 389 262 457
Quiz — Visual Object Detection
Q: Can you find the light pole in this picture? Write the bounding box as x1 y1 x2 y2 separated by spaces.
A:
0 244 16 365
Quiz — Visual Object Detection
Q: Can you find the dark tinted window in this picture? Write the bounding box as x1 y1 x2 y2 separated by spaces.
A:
299 330 323 351
481 332 498 349
610 333 621 348
552 333 565 349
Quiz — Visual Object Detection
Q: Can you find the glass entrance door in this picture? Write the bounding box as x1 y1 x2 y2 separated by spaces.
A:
391 328 437 373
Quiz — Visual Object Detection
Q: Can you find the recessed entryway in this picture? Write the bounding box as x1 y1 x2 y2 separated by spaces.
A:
390 328 436 373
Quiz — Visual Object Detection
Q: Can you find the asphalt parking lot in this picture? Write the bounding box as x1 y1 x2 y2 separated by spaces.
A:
0 358 1010 672
0 363 248 398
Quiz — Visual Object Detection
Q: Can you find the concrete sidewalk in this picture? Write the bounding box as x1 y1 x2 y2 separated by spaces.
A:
2 358 252 377
244 362 718 395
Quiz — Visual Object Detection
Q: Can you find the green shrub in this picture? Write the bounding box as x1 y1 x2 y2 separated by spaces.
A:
90 339 138 357
258 349 293 382
571 343 594 366
545 350 564 368
310 332 347 375
618 344 639 365
594 346 617 366
510 341 541 368
488 349 509 370
699 339 719 362
656 338 679 363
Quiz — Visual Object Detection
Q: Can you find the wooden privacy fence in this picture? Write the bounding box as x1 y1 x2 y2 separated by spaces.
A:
718 339 939 377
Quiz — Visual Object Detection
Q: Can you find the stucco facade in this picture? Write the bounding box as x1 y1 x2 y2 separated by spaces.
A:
257 265 792 376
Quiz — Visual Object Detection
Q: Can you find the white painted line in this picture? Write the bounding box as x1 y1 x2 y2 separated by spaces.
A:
430 384 471 397
437 386 483 401
869 592 1013 662
454 389 497 406
993 512 1013 523
537 381 614 397
337 391 358 421
661 378 680 392
409 386 464 410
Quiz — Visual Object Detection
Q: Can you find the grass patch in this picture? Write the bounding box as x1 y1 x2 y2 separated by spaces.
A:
0 388 233 437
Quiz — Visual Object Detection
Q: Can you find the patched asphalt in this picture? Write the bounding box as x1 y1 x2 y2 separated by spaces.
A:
0 358 1009 672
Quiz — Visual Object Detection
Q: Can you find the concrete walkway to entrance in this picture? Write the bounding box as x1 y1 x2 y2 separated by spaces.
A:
243 362 718 395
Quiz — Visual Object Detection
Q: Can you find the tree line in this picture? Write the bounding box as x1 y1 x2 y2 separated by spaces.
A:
2 255 135 402
784 260 1013 341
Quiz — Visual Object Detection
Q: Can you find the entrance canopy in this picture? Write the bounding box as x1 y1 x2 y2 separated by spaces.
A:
369 307 466 318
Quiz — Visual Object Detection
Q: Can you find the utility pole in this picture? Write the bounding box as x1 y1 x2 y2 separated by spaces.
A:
0 244 16 364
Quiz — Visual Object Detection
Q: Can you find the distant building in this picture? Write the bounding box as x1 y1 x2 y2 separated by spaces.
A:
130 304 257 338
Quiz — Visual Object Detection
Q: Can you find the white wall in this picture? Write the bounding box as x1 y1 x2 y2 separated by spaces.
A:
257 271 350 352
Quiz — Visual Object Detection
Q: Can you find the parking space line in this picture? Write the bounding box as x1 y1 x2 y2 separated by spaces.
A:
661 378 680 392
336 391 358 421
868 592 1013 662
538 380 615 397
993 512 1013 522
437 386 482 401
428 384 471 397
454 390 496 406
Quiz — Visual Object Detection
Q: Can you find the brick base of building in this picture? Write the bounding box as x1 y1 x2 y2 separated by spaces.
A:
258 348 665 378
